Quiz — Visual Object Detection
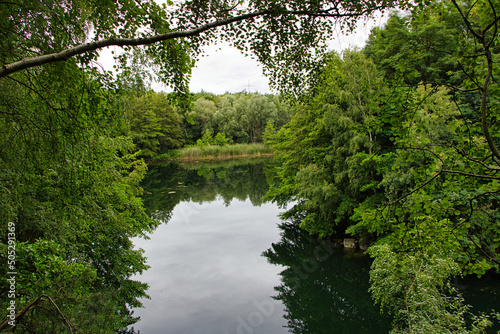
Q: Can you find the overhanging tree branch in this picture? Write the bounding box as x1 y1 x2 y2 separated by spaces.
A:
387 146 445 206
0 4 390 79
0 10 269 78
442 169 500 179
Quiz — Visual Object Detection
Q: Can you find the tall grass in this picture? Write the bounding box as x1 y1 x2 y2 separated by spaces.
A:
176 143 273 161
178 156 274 170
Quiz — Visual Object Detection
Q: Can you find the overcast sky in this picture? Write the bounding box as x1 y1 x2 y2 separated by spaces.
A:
187 17 383 95
98 16 385 94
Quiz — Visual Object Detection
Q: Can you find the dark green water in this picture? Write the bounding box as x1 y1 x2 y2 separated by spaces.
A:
131 159 499 334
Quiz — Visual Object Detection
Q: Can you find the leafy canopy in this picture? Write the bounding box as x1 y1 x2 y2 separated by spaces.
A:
1 0 424 95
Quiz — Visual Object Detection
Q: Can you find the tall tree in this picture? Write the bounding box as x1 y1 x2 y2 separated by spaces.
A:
185 97 218 142
126 91 185 157
268 50 386 237
245 94 277 143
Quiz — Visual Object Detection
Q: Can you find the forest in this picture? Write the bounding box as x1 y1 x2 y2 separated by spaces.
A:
266 3 500 331
122 90 292 159
1 0 500 333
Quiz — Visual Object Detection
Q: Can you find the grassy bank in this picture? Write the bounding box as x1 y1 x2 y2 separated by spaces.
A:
173 143 274 161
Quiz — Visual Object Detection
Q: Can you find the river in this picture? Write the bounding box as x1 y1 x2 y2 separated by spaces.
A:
130 159 499 334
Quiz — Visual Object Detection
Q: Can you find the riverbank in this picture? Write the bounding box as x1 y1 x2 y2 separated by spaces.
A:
152 143 274 163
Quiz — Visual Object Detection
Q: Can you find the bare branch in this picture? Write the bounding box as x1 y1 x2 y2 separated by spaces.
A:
43 295 76 334
467 233 500 265
451 0 482 40
0 294 77 333
451 0 500 162
483 0 500 48
478 46 500 161
389 170 443 206
453 147 500 172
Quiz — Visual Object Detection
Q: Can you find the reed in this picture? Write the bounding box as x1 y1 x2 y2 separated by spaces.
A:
176 143 273 161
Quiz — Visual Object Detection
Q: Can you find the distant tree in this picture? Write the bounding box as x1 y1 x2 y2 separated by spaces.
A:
186 97 217 143
196 129 214 146
268 94 294 129
245 94 277 142
213 132 229 146
263 120 277 145
212 94 238 143
127 92 184 157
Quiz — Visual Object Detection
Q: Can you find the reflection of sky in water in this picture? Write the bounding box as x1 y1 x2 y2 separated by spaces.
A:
132 198 288 334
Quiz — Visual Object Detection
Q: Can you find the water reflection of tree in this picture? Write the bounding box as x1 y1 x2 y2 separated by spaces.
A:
140 163 186 223
140 160 271 224
263 222 391 334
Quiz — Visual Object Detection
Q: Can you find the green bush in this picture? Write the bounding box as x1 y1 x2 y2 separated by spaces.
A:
213 132 229 146
196 130 213 146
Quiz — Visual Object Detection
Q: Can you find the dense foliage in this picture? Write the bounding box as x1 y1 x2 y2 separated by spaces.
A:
0 60 157 331
2 0 500 332
267 0 500 332
267 50 386 237
3 0 410 331
119 90 291 159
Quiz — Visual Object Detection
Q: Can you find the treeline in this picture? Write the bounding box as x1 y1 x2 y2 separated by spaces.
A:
267 1 500 332
122 90 293 158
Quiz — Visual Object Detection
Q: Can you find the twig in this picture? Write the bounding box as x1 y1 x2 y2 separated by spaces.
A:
0 294 77 333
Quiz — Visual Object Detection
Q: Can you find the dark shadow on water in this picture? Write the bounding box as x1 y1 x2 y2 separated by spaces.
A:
140 158 273 224
263 222 392 334
458 273 500 333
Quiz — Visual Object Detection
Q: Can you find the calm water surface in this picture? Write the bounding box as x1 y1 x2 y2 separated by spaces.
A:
130 160 499 333
131 160 391 333
133 198 288 334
